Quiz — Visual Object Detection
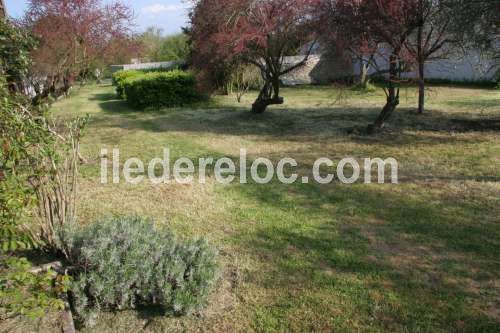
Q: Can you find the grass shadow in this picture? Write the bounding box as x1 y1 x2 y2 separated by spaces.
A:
447 99 500 110
226 179 500 330
88 90 500 141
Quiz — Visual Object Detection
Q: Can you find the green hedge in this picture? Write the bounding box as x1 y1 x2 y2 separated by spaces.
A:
112 70 143 99
123 70 200 108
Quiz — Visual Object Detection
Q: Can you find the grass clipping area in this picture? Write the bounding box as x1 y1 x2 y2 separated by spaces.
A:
26 83 500 332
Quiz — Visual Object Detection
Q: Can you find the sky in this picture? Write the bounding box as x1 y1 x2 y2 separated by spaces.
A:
4 0 189 35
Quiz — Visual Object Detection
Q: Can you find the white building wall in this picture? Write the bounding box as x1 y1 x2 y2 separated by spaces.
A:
110 60 184 73
416 52 497 81
358 48 498 82
282 48 497 86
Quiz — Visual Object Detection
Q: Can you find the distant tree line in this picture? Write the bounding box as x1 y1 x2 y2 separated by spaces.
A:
138 27 190 63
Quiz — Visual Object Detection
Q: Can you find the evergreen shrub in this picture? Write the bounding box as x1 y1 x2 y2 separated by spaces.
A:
123 70 201 108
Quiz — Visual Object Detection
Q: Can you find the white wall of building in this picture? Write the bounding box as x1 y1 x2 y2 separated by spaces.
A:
359 48 498 82
415 52 497 81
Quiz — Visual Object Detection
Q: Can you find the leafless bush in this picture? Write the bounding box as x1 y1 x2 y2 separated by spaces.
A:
28 116 88 257
227 64 263 103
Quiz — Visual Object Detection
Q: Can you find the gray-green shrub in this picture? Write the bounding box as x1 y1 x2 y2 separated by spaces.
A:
65 216 218 324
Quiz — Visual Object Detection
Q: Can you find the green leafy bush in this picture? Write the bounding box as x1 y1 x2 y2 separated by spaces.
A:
66 216 218 324
0 80 53 253
123 70 201 108
0 257 70 319
0 20 44 252
0 19 36 90
1 71 88 254
157 34 190 62
112 70 143 99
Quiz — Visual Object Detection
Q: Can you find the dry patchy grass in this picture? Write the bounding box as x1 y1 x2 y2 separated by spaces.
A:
33 83 500 331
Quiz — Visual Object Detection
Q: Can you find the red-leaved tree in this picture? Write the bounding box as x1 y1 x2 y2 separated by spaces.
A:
324 0 498 121
190 0 320 113
24 0 137 98
326 0 421 131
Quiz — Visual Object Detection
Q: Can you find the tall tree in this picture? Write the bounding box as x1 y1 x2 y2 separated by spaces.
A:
401 0 457 114
333 0 421 131
449 0 499 83
139 28 190 62
140 26 164 62
405 0 499 114
24 0 135 98
158 33 190 61
326 0 498 119
190 0 320 113
450 0 499 52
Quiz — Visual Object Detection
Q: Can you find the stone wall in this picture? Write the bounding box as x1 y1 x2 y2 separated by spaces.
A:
281 52 354 86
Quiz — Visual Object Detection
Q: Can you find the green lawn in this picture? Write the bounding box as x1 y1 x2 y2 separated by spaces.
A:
47 83 500 332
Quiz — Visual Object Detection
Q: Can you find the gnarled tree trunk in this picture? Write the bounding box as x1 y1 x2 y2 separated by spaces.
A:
251 77 283 114
368 53 400 133
370 88 399 132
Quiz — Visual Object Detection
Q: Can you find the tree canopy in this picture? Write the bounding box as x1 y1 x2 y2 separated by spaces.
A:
23 0 137 97
139 28 190 62
190 0 321 113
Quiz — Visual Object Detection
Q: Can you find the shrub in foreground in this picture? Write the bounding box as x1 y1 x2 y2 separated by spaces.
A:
65 216 218 325
123 70 201 108
112 70 143 99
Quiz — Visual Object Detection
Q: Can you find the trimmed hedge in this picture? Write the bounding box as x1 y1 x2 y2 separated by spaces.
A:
123 70 200 108
112 70 143 99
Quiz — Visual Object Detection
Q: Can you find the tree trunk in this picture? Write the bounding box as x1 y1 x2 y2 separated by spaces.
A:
251 77 283 114
251 95 284 113
63 76 71 97
368 53 400 132
416 22 425 114
369 91 399 132
360 62 369 88
417 60 425 114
